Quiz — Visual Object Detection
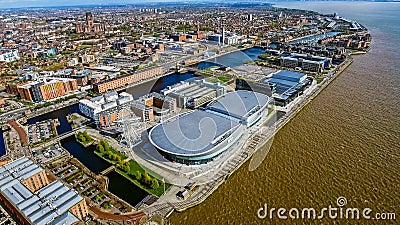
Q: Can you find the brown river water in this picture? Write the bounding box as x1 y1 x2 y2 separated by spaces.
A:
170 2 400 224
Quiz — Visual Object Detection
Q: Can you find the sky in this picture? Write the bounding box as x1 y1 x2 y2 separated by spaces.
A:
0 0 282 9
0 0 389 9
0 0 188 9
0 0 240 9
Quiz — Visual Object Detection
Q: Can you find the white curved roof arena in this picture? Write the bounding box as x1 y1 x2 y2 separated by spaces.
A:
149 110 240 156
149 91 270 157
205 90 270 120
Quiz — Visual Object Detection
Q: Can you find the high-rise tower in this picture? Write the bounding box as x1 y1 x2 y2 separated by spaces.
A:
221 22 225 47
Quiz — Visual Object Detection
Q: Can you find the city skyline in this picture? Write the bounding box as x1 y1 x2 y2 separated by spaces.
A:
0 0 209 9
0 0 397 9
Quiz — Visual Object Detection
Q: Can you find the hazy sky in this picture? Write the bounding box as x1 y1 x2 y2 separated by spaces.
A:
0 0 194 9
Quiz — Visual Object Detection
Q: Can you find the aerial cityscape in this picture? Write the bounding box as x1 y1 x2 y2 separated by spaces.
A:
0 1 398 225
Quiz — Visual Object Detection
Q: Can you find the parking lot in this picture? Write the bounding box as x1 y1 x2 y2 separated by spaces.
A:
27 119 58 146
32 143 67 164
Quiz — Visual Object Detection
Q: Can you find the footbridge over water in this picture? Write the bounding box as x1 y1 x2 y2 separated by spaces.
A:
100 165 116 175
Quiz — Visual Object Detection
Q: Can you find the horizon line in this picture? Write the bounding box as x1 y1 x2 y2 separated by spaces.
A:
1 0 399 11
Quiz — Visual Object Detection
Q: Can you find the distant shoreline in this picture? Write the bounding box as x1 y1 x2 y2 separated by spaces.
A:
2 1 399 11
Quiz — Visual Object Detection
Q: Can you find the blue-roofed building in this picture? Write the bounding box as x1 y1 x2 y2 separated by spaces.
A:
263 70 312 106
269 70 307 83
0 157 88 225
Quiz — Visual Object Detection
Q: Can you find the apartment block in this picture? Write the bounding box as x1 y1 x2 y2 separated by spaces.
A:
8 78 78 102
80 91 135 129
93 66 163 94
280 53 332 73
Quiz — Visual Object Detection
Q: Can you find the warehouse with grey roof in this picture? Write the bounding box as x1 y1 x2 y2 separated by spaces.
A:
0 157 88 225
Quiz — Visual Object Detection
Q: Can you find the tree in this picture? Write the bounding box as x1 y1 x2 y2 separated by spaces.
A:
100 139 110 151
134 171 142 180
104 150 112 158
80 136 86 142
96 144 104 153
111 153 117 161
77 133 84 142
121 165 130 173
141 171 152 186
150 178 159 189
102 201 110 209
82 132 92 142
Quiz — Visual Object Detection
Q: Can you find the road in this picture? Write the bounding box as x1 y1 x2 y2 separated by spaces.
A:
90 205 146 224
7 119 28 146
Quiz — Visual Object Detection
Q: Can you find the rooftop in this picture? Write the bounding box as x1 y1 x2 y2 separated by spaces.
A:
283 53 331 62
206 90 270 119
0 157 82 225
149 110 240 156
80 91 134 112
270 70 306 83
95 66 162 85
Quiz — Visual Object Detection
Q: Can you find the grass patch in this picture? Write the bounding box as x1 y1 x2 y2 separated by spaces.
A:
267 21 279 27
315 77 324 84
66 171 84 183
101 201 110 209
199 72 213 77
126 160 145 174
207 78 219 83
19 101 33 106
79 45 92 49
60 50 74 55
42 62 66 71
258 54 270 60
108 50 119 54
217 76 231 83
29 138 52 147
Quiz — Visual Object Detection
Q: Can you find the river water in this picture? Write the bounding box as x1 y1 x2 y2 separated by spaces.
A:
0 131 5 156
170 2 400 224
27 104 79 134
198 47 265 69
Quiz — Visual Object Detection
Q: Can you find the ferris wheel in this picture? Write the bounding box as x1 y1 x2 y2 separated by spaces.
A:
117 110 145 149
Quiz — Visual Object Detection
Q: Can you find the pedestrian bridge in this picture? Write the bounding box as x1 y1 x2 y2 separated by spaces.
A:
100 165 116 175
